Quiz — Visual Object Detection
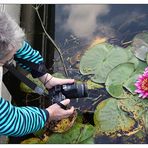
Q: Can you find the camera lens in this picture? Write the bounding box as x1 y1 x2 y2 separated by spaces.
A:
62 83 88 99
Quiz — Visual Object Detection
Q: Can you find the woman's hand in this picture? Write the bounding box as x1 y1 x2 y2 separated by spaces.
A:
46 99 74 121
39 73 75 89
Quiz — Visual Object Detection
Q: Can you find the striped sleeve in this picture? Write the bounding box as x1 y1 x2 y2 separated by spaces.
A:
0 97 49 137
14 41 47 78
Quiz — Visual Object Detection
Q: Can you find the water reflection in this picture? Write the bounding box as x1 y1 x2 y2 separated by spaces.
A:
55 4 148 47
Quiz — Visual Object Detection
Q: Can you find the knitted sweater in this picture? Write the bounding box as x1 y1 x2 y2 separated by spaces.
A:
0 41 49 137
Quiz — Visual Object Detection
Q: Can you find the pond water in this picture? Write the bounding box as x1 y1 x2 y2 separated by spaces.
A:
54 4 148 144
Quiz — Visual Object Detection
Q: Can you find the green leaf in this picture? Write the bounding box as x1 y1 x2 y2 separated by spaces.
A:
132 32 148 61
46 123 94 144
94 98 136 137
106 84 126 98
86 80 104 89
105 63 135 98
123 74 139 94
123 60 147 95
91 46 129 83
80 43 113 75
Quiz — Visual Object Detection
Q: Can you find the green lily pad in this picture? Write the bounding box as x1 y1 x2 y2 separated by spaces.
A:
86 80 104 89
105 63 135 98
21 138 43 144
46 123 94 144
80 43 113 75
118 95 146 120
94 98 136 137
123 60 147 95
91 46 129 83
132 32 148 61
21 123 94 144
123 74 139 95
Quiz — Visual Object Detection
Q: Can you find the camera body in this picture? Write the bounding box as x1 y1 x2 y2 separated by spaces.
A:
48 83 88 103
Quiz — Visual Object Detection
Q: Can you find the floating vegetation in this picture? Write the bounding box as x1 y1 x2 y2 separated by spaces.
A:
94 98 136 138
105 63 135 98
132 32 148 61
86 80 103 90
46 110 77 133
20 32 148 144
21 123 95 144
80 43 136 83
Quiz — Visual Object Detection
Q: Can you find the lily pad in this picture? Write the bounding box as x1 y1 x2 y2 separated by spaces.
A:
80 43 113 75
105 63 135 98
91 46 129 83
132 32 148 61
94 98 136 137
46 123 94 144
123 60 147 95
86 80 104 89
21 123 94 144
123 74 139 94
46 110 77 133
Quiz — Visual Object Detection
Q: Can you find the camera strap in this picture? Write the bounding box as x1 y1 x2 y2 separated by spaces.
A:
4 63 47 96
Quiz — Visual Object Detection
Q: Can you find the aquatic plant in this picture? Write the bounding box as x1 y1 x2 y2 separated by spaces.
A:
21 123 95 144
132 32 148 61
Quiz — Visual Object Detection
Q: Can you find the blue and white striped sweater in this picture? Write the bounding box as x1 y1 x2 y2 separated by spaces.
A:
0 97 48 136
15 41 44 72
0 41 49 137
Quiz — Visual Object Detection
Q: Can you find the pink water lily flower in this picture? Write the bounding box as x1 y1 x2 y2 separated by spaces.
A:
135 67 148 99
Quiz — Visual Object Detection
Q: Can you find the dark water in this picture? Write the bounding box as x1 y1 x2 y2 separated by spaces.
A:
54 4 148 144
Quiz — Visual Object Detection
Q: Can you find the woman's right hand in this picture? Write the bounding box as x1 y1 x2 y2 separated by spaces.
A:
46 99 74 121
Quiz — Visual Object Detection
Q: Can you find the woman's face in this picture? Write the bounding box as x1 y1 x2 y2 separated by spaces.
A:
0 47 17 66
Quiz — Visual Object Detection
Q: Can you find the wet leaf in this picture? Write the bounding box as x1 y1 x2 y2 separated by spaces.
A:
94 98 136 137
123 60 148 94
46 123 94 144
21 135 49 144
123 74 139 94
80 43 113 75
46 110 77 133
91 46 129 83
86 80 104 89
118 95 145 120
105 63 135 98
132 32 148 61
21 138 42 144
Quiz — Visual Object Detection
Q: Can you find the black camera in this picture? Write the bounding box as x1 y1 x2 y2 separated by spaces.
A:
48 83 88 103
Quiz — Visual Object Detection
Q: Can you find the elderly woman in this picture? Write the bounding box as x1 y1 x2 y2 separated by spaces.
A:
0 12 74 137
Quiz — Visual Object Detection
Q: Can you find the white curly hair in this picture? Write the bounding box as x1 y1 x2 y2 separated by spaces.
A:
0 12 25 59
